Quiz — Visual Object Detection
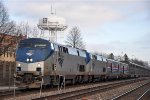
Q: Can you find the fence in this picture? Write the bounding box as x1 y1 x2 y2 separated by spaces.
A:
0 61 15 86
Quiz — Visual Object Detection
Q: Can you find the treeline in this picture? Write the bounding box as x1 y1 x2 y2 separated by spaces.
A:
0 1 39 55
107 53 149 67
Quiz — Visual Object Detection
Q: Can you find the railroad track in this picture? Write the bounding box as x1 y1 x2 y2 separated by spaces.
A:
111 79 150 100
0 81 100 99
0 88 42 99
0 89 22 97
32 78 148 100
0 79 126 99
0 77 148 100
138 88 150 100
0 90 14 96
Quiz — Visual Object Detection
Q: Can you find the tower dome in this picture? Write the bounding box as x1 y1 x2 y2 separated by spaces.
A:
37 10 67 43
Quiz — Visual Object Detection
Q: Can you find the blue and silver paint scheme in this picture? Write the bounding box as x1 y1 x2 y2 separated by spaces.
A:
16 38 54 88
15 38 150 88
16 38 54 63
87 53 107 81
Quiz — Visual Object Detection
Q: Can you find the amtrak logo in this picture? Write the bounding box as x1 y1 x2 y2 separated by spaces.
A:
26 50 34 56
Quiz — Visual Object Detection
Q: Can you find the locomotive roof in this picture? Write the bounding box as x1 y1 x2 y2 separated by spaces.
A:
20 38 49 44
20 38 86 52
107 59 128 65
107 59 120 63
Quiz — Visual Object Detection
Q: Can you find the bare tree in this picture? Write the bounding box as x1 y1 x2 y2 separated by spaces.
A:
124 53 129 63
0 1 9 32
0 1 16 40
0 1 16 34
131 58 145 66
32 26 39 38
17 22 32 38
65 26 85 49
0 1 18 56
17 22 40 38
0 1 39 56
108 53 114 60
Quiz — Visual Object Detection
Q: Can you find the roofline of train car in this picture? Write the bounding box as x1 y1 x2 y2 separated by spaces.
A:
50 40 88 52
129 61 150 70
107 58 121 63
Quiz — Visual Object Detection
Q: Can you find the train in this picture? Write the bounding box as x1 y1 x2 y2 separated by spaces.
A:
15 38 150 88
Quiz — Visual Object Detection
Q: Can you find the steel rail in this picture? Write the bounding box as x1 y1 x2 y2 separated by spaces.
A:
111 80 150 100
0 89 21 97
137 88 150 100
33 78 147 100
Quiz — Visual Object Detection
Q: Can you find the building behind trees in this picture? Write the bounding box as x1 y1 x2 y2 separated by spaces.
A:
0 34 26 85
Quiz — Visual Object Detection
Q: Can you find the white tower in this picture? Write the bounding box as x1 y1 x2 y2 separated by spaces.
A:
37 8 67 43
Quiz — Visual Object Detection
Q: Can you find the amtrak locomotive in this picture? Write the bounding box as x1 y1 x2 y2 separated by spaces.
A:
15 38 150 88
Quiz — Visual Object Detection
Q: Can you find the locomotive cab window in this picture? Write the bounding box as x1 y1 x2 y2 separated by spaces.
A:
19 42 48 48
34 44 47 48
51 43 54 50
18 43 32 48
68 48 78 56
78 50 86 57
58 46 68 53
54 44 58 51
97 55 102 61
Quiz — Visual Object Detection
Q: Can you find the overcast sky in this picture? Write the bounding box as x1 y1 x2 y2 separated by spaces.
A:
3 0 150 62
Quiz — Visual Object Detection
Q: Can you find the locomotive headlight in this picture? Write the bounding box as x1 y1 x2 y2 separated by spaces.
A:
30 58 33 62
27 58 29 62
37 63 41 67
54 68 56 70
18 63 21 67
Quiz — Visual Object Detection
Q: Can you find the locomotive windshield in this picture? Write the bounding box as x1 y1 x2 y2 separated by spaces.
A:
19 43 47 48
